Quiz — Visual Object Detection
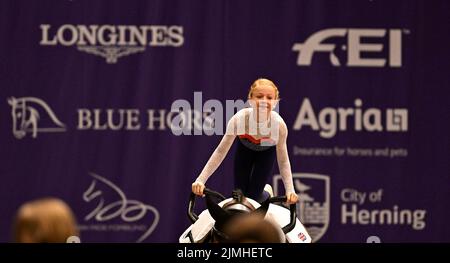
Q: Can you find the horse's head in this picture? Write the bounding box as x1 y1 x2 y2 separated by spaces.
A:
8 97 40 138
206 189 271 242
8 97 26 139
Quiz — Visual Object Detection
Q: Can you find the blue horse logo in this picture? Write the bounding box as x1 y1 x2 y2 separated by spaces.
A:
8 97 66 139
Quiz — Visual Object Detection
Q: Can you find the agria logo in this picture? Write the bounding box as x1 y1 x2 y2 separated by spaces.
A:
40 24 184 63
293 98 408 139
292 28 406 67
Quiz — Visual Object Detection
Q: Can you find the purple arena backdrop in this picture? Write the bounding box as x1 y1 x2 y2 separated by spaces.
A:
0 0 449 242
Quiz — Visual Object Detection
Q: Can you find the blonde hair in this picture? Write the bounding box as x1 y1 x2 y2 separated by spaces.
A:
13 198 79 243
247 78 279 100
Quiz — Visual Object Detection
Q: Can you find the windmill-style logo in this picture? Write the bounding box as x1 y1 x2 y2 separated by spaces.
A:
77 46 145 64
273 173 330 242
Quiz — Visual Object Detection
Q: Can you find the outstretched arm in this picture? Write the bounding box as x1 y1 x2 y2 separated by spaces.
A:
193 113 240 195
276 120 298 204
195 134 236 184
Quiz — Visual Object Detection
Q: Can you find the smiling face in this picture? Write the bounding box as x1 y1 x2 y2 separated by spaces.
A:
248 79 279 113
250 84 277 110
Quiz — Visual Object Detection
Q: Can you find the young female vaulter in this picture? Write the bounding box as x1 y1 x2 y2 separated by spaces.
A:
192 78 298 205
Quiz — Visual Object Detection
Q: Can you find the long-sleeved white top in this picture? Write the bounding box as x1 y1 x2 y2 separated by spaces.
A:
195 107 295 194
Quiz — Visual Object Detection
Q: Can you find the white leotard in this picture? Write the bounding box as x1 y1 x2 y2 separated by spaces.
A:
195 107 295 194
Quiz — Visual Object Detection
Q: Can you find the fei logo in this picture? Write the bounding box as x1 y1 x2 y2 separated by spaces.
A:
273 173 330 242
292 28 404 67
7 97 66 139
40 24 184 63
